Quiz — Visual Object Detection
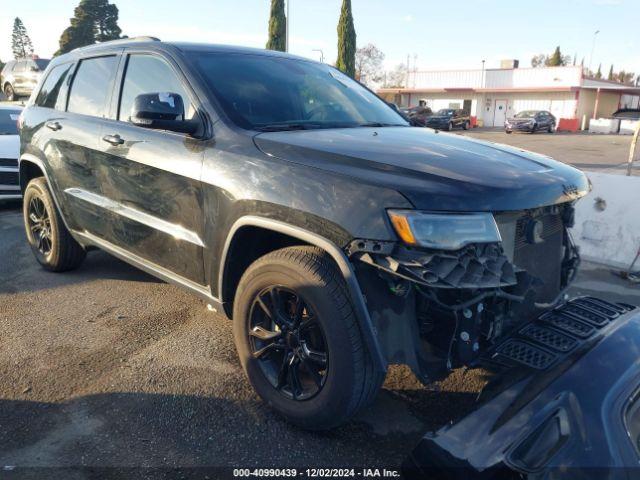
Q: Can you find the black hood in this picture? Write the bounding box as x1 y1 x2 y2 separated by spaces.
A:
254 127 589 212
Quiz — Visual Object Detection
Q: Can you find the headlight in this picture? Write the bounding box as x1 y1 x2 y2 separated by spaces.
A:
387 210 502 250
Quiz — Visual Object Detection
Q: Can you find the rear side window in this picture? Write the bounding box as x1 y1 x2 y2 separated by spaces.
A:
35 63 73 109
117 54 195 122
67 56 117 117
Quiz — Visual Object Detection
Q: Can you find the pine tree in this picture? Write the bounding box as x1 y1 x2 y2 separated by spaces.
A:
595 64 602 79
265 0 286 52
547 46 563 66
336 0 356 77
11 17 34 59
56 0 122 56
608 65 614 81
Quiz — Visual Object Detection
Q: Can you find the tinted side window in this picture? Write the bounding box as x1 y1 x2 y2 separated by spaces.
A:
35 63 73 109
118 54 195 122
68 56 117 117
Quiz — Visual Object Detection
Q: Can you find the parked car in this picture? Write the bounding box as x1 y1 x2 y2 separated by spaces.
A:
424 108 470 131
505 110 556 134
0 104 22 200
401 105 433 127
1 58 50 101
21 38 606 434
612 108 640 120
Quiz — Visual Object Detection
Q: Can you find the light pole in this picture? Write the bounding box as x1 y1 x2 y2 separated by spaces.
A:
286 0 290 52
588 30 600 73
312 49 324 63
481 59 485 88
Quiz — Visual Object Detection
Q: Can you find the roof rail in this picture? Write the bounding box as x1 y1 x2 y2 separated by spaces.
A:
75 36 161 52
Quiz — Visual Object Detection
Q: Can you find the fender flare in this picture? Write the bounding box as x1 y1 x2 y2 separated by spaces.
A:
19 153 75 232
219 215 387 373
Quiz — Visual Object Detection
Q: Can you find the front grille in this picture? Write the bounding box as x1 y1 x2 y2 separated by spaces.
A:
541 311 595 338
519 323 577 352
496 340 555 369
0 158 18 168
0 171 19 185
513 213 564 303
560 304 611 327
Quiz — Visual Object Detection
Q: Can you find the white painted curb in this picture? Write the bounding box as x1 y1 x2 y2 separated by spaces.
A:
572 171 640 269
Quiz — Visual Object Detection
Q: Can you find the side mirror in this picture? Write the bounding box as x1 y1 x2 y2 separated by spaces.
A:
30 66 39 72
129 92 198 135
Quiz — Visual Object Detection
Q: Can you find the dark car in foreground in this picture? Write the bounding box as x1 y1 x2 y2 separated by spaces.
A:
0 104 22 199
425 108 470 130
20 38 619 443
403 297 640 479
613 108 640 120
1 58 50 101
505 110 556 134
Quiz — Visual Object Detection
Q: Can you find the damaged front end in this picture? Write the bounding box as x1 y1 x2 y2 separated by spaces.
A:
349 202 580 383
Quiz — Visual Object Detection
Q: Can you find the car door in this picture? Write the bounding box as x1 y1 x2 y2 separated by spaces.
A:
92 51 207 285
42 55 121 236
12 61 26 94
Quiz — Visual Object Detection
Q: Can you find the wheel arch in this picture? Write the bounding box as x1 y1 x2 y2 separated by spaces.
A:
19 154 74 233
218 215 387 373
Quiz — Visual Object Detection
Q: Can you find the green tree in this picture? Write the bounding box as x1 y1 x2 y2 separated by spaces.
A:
57 0 122 56
11 17 34 59
608 65 614 81
595 64 602 79
547 46 563 66
336 0 356 78
265 0 286 52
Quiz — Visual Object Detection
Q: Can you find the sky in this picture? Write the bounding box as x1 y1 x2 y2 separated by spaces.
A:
1 0 638 74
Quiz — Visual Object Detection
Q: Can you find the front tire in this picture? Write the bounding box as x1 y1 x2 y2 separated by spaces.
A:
233 246 384 430
462 121 470 130
23 177 86 272
4 84 15 102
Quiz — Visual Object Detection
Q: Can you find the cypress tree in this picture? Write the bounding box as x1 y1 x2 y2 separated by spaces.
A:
608 65 614 81
57 0 122 56
11 18 34 59
266 0 286 52
547 46 563 66
595 64 602 79
336 0 356 78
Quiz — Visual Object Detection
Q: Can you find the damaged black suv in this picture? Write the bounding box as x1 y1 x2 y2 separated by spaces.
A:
19 38 590 430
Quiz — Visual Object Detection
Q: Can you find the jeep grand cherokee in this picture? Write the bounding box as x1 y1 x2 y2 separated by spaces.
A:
18 37 596 430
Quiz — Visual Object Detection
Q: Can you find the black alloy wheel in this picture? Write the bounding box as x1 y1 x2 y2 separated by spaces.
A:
248 285 328 401
27 196 53 256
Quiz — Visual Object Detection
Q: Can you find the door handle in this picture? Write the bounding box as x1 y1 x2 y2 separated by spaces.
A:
45 121 62 131
102 134 125 146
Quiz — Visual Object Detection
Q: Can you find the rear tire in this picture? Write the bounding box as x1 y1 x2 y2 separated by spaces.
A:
4 84 15 102
23 177 86 272
463 121 470 130
233 246 384 430
447 122 453 131
548 123 555 133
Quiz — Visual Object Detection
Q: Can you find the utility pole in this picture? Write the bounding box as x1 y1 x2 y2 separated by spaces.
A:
286 0 290 52
312 49 324 62
588 29 599 73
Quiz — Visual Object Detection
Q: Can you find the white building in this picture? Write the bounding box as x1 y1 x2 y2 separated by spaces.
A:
378 65 640 130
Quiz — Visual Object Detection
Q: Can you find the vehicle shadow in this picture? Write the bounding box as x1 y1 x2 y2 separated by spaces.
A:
0 388 478 474
0 201 162 295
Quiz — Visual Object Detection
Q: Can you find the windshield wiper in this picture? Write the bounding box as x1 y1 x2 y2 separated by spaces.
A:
255 123 313 132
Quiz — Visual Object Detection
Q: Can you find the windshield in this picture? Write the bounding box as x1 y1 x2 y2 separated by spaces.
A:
515 110 537 118
0 110 20 135
190 52 408 131
35 59 50 70
435 109 454 116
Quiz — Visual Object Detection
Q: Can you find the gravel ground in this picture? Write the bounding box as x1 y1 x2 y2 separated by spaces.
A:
1 193 638 477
